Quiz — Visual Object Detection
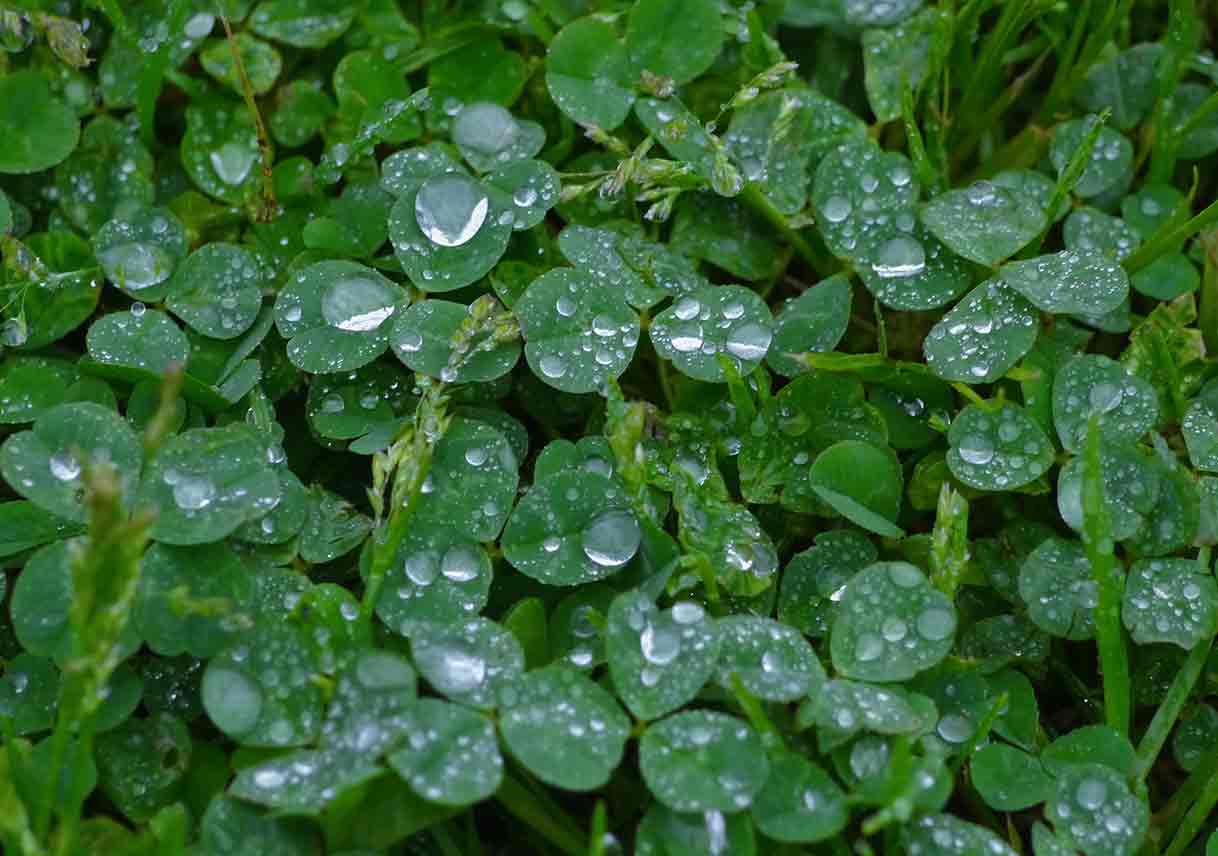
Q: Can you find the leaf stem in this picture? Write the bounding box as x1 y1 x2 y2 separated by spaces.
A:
1133 630 1213 781
1122 195 1218 275
494 773 586 856
1082 414 1130 737
740 184 836 279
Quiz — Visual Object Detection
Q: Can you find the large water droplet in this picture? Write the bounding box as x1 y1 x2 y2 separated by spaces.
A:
916 608 955 640
451 102 519 158
321 276 398 332
415 175 489 248
173 474 215 510
48 451 81 482
441 545 481 582
823 195 852 223
209 141 256 186
405 552 439 586
98 242 175 291
1089 381 1123 414
639 621 681 665
957 434 995 466
1076 777 1106 810
871 236 926 279
581 509 641 568
425 645 487 693
725 322 772 361
539 354 567 379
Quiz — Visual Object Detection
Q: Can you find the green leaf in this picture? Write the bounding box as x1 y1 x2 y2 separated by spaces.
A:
387 698 502 805
0 654 59 735
275 260 405 373
625 0 724 85
135 542 254 658
138 423 281 545
0 401 142 522
96 714 192 823
1001 249 1130 317
1052 354 1159 452
639 710 769 813
503 470 641 585
166 243 265 339
636 803 756 855
410 617 523 709
809 441 904 537
766 274 852 376
299 487 373 563
0 70 80 174
484 159 560 231
426 38 526 131
11 538 140 663
812 139 920 263
946 402 1054 492
1122 558 1218 649
251 0 356 48
750 749 847 843
93 206 189 297
1183 400 1218 471
450 102 544 173
1046 764 1147 856
389 175 513 292
86 308 190 375
202 620 325 747
714 616 825 702
922 180 1045 266
1063 208 1140 261
862 10 943 122
200 33 282 95
375 529 492 637
498 664 630 791
971 744 1053 810
198 796 322 855
1075 44 1162 131
1042 725 1136 777
1056 441 1159 540
411 416 518 542
650 286 774 382
0 501 82 559
546 17 635 129
923 280 1039 383
515 268 640 394
180 97 263 205
1018 537 1097 639
606 591 719 721
778 529 878 637
1050 118 1133 200
904 815 1018 856
830 562 956 682
390 299 519 382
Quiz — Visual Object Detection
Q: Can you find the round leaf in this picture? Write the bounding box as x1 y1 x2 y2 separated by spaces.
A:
1122 558 1218 649
606 591 720 721
546 17 635 129
714 616 825 702
921 179 1044 266
166 243 264 339
515 268 640 393
387 698 502 806
809 441 904 537
1000 249 1129 316
498 664 630 791
831 562 957 682
626 0 723 85
946 402 1054 491
639 710 769 813
650 286 774 382
410 617 523 709
923 279 1039 383
390 299 519 382
0 71 80 174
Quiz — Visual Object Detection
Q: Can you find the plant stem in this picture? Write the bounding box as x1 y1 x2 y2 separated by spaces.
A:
1163 765 1218 856
495 773 586 856
1082 414 1130 737
1123 195 1218 274
1134 631 1213 781
740 184 836 279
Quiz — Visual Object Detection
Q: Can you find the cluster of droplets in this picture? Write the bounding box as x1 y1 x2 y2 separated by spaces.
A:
816 142 918 267
671 294 771 361
951 406 1050 489
843 564 955 670
1122 558 1217 647
925 280 1037 382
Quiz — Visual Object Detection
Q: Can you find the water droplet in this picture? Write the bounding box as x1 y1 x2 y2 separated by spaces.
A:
1089 381 1123 414
674 297 701 320
822 195 852 223
98 242 174 291
48 451 80 482
173 474 215 511
725 322 772 361
398 329 423 352
513 186 538 207
441 545 481 582
640 621 681 665
671 601 705 624
405 552 439 586
415 174 489 248
581 509 641 568
543 535 562 553
464 446 489 467
539 354 567 379
183 12 214 39
321 276 398 332
209 141 257 186
916 608 955 640
871 236 926 279
937 713 972 743
855 633 883 661
1076 777 1106 810
957 434 995 466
